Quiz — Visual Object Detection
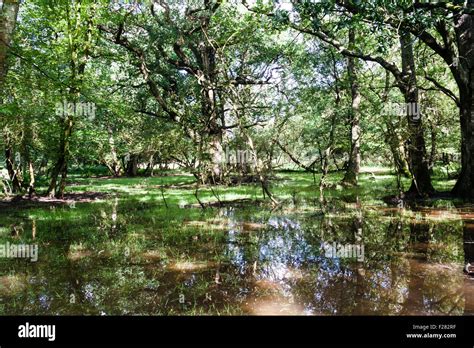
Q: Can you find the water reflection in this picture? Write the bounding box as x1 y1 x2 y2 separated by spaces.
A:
0 200 473 315
464 221 474 274
463 220 474 315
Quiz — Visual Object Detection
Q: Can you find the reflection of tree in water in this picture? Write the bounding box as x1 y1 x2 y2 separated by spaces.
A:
400 222 429 315
463 221 474 273
226 216 322 280
398 222 463 315
289 257 411 315
1 203 473 315
225 212 467 315
463 221 474 314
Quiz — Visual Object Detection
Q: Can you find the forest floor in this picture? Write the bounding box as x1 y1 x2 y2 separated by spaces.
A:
0 166 462 208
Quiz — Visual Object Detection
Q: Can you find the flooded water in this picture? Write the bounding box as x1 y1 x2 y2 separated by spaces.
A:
0 198 473 315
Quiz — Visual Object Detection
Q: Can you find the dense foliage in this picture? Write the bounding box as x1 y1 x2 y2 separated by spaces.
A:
0 0 472 200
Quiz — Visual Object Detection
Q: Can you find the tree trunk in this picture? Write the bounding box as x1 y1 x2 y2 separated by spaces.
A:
200 80 223 184
47 1 94 198
386 129 411 177
20 114 36 195
145 153 155 177
244 130 278 206
0 0 20 194
454 98 474 198
452 10 474 198
428 119 437 173
47 117 73 198
197 16 224 184
207 132 223 183
382 71 411 177
4 134 21 192
399 31 435 196
126 154 138 177
0 0 20 88
107 125 121 176
342 28 361 186
27 160 35 196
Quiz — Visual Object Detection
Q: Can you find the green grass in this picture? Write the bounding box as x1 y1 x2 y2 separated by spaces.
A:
1 166 461 208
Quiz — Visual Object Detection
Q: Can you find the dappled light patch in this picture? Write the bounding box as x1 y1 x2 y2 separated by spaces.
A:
0 192 109 210
182 218 231 231
138 250 167 263
68 244 94 261
420 210 462 221
242 222 266 232
167 261 217 272
0 274 26 296
254 279 281 291
244 296 307 315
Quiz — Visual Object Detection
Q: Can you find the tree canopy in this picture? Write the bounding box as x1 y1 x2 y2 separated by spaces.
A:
0 0 472 200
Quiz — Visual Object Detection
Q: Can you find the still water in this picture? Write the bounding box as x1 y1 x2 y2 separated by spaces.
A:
0 199 473 315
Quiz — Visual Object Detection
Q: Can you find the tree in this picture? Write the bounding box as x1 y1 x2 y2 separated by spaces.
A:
0 0 21 192
398 29 434 195
0 0 20 88
334 0 473 197
45 0 97 197
246 0 435 196
342 27 361 186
